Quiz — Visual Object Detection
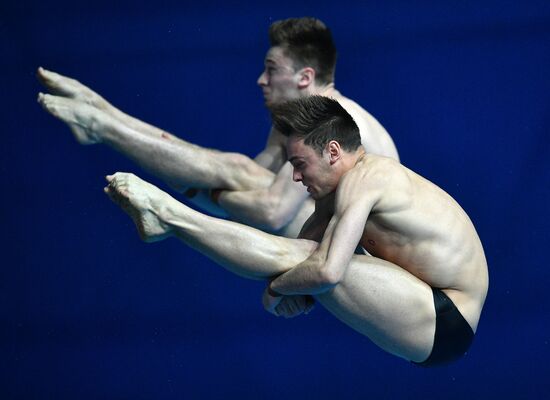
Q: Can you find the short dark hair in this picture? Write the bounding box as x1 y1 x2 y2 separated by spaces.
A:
271 96 362 154
269 17 337 85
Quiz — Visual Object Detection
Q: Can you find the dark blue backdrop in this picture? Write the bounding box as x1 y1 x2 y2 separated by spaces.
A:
2 1 549 398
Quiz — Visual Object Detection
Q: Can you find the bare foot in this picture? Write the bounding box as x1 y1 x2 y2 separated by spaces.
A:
38 93 103 144
104 172 175 242
37 67 110 111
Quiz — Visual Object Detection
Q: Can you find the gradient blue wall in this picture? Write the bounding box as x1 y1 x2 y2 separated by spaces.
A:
2 1 549 398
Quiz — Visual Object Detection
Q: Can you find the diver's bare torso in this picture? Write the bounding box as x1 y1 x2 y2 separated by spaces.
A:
299 155 488 331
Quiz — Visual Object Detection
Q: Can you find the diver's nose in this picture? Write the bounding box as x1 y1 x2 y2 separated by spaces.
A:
257 70 268 86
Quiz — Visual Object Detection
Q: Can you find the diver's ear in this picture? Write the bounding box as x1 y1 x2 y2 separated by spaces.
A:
297 67 315 89
326 140 342 165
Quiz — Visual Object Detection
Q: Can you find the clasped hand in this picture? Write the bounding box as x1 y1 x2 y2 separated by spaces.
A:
262 287 315 318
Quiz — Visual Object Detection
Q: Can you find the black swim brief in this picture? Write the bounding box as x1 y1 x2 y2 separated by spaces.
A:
414 288 474 367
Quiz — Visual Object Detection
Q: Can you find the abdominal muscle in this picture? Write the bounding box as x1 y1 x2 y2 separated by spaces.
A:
360 220 455 287
360 217 488 332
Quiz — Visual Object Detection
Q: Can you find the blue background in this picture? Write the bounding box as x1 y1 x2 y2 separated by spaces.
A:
2 1 549 398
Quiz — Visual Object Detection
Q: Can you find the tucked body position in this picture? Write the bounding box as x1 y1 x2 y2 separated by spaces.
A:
104 96 488 367
37 17 398 239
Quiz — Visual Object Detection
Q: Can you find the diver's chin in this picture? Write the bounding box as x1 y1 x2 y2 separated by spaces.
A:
264 99 276 110
264 96 287 110
307 187 319 199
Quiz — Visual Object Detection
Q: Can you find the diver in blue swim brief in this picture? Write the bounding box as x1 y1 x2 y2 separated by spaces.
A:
414 288 475 367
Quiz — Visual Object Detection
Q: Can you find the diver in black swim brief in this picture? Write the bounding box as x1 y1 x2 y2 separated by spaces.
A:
414 288 475 367
103 96 488 367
